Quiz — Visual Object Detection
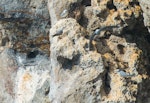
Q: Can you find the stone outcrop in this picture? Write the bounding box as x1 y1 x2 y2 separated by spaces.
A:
139 0 150 33
0 0 50 55
0 0 150 103
50 18 105 102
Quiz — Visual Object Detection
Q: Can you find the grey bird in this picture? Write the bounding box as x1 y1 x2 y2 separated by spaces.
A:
15 53 27 67
60 9 68 18
53 28 64 37
115 69 135 77
89 25 119 50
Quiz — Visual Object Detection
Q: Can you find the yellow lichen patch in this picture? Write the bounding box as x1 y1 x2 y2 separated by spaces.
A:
128 49 141 67
131 5 141 17
22 72 32 82
103 10 121 26
130 53 139 61
20 72 32 91
103 53 113 60
133 5 141 12
118 9 133 17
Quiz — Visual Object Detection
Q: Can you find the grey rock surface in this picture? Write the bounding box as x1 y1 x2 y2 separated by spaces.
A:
0 0 150 103
49 18 105 103
0 0 50 55
48 0 84 26
15 60 51 103
139 0 150 33
0 49 17 103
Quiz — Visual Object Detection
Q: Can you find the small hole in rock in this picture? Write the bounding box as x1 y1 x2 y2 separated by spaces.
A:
93 85 96 89
29 44 36 48
27 50 39 58
129 1 139 6
117 44 125 54
72 39 75 44
103 72 111 94
107 0 117 10
57 54 80 70
81 0 91 6
1 37 9 46
45 87 50 96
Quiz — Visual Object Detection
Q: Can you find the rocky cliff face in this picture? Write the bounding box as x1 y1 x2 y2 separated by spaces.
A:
0 0 150 103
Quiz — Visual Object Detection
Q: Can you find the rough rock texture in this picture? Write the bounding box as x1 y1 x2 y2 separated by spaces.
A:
0 49 17 103
0 0 50 55
15 59 51 103
48 0 150 103
0 0 51 103
139 0 150 33
50 18 105 102
0 0 150 103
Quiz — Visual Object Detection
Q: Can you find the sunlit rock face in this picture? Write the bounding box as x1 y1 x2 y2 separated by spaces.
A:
0 0 150 103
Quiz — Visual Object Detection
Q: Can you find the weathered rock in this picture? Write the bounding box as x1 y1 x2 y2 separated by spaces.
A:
15 61 51 103
0 49 17 103
50 18 105 102
0 0 150 103
48 0 86 26
0 0 50 55
139 0 150 33
0 48 51 103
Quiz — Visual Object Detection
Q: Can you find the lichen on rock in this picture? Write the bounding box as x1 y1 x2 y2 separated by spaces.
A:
0 0 150 103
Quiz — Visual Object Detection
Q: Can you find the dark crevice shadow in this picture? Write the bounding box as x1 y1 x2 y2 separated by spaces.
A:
107 0 117 11
120 15 150 103
102 66 111 94
27 50 39 59
57 54 80 70
78 15 88 28
81 0 91 6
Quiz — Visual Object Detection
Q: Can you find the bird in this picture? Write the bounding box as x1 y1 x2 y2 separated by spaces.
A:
52 27 64 37
89 25 119 51
60 9 68 18
115 69 135 77
15 52 27 67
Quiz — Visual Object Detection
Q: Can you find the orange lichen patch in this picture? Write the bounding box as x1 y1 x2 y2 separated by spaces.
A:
118 9 133 17
105 4 141 26
103 53 113 60
131 5 141 17
128 49 142 67
20 72 33 91
130 48 142 60
103 10 120 26
133 5 141 12
130 53 139 61
22 72 32 82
